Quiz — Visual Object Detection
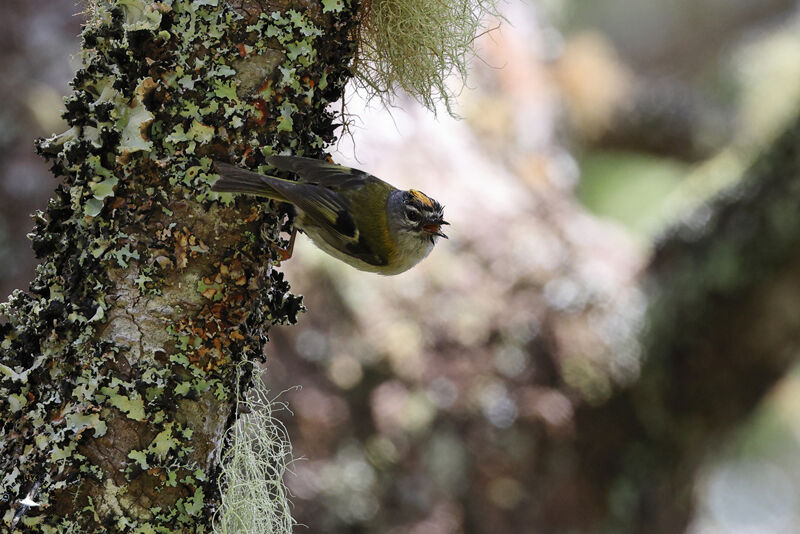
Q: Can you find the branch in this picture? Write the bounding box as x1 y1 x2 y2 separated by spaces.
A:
546 115 800 532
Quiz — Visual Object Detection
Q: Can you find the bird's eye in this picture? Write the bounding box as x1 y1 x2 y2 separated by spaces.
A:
406 209 420 222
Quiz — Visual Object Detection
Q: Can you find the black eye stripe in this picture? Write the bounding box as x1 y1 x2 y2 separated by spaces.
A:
404 201 444 223
405 208 421 221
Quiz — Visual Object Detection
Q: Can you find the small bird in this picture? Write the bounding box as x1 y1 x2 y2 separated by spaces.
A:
212 156 448 275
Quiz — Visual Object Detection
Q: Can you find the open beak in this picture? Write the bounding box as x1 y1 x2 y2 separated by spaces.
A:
423 220 449 239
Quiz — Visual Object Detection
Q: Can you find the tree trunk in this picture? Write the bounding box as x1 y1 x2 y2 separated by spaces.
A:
0 0 357 530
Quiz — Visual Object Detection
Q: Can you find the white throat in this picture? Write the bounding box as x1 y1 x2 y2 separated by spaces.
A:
388 230 437 274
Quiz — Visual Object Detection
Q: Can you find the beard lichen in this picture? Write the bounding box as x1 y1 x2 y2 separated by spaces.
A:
352 0 498 114
213 374 294 534
0 0 358 531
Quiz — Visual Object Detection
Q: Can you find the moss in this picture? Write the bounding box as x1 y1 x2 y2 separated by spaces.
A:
1 0 358 531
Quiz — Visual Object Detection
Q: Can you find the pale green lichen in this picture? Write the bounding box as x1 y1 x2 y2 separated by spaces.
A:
213 376 294 534
353 0 498 113
117 81 155 154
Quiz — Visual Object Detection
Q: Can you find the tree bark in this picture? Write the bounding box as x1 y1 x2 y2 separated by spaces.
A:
0 0 357 530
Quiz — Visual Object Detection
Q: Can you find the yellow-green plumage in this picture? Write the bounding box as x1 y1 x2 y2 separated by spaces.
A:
212 156 446 274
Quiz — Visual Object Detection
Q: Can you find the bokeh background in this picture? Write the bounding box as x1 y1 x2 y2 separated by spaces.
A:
3 1 800 532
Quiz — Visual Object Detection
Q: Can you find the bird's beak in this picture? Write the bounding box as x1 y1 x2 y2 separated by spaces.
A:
423 220 449 239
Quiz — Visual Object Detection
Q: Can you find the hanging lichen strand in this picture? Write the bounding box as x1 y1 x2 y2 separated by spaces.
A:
0 0 357 531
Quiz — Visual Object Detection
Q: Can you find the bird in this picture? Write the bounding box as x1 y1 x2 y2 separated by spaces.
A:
212 156 448 275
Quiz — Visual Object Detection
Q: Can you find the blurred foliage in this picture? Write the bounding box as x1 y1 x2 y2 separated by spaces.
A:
565 3 800 533
0 0 77 299
577 150 688 241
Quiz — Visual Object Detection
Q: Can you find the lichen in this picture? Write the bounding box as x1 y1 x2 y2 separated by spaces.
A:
352 0 498 114
0 0 358 530
213 374 294 534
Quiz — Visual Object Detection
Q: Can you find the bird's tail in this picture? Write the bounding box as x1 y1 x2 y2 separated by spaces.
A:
211 161 284 199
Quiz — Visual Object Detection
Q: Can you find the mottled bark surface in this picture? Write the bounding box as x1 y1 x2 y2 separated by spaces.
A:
0 0 357 530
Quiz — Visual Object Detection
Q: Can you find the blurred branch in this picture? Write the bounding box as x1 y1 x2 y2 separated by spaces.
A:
642 0 797 77
571 0 798 79
592 80 729 162
556 33 730 162
545 113 800 531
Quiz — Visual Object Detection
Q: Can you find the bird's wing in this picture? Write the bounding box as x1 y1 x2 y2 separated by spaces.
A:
212 161 284 198
214 159 387 265
275 181 360 242
213 161 357 240
267 155 370 188
345 235 389 266
279 182 388 266
270 166 391 267
304 219 389 267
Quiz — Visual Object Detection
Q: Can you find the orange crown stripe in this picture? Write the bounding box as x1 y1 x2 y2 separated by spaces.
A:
408 189 434 208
